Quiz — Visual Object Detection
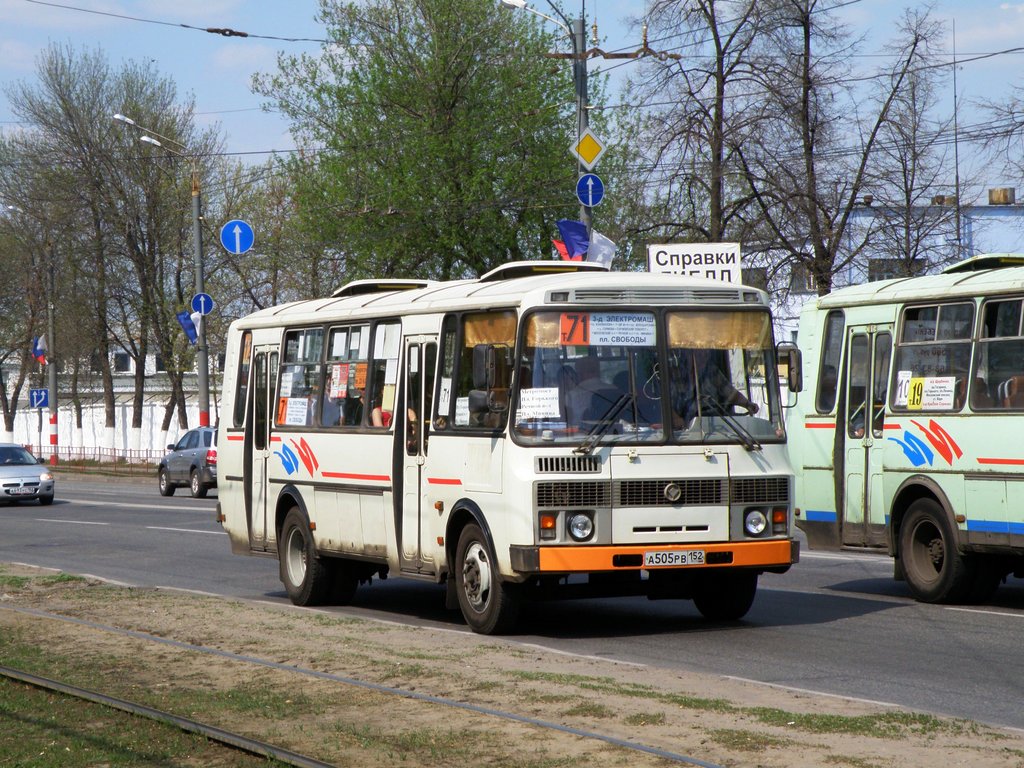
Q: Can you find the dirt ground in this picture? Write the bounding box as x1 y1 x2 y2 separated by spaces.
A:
2 562 1024 768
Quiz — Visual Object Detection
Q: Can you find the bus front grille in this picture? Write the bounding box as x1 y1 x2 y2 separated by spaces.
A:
536 481 611 508
535 455 602 474
535 476 789 509
617 479 727 507
731 477 790 504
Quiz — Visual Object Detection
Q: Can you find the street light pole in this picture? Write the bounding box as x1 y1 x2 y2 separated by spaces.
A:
114 114 211 428
500 0 590 232
3 204 58 461
570 15 591 234
46 246 57 464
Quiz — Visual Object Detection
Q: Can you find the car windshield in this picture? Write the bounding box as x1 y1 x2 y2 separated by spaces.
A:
512 308 785 448
0 447 38 465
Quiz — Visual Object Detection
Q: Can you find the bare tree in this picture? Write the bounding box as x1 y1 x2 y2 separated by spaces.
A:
736 0 935 296
621 0 768 247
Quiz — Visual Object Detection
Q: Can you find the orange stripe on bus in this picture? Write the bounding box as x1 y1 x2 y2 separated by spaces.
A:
427 477 462 485
883 423 901 430
536 539 795 572
321 471 391 482
804 422 835 429
227 435 243 441
977 458 1024 466
270 436 282 443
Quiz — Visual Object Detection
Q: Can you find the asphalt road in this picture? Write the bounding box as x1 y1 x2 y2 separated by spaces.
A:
3 476 1023 731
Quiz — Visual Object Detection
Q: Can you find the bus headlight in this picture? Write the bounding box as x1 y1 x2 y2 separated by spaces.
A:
567 512 594 542
744 509 768 536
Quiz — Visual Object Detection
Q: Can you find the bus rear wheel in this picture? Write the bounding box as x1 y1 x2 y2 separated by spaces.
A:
693 570 758 621
279 507 332 606
899 498 973 603
455 523 520 635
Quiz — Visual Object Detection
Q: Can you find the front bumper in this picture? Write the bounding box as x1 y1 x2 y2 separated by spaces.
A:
510 538 799 574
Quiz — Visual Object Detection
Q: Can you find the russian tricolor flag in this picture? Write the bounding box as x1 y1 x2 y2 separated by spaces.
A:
31 336 47 365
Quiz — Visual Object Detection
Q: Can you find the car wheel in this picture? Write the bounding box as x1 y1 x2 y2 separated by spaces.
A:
899 498 974 603
189 469 208 498
37 494 54 506
455 523 521 634
693 570 758 620
158 468 175 497
279 507 332 606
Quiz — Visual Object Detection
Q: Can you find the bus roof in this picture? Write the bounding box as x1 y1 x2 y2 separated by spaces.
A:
811 253 1024 309
231 262 769 329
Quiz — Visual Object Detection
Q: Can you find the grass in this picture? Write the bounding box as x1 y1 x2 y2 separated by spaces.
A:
0 678 264 767
709 728 794 752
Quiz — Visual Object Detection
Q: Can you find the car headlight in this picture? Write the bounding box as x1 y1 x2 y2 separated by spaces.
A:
39 472 53 482
744 508 768 536
567 512 594 542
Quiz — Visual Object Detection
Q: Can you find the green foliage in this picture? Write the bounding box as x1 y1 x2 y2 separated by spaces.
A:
256 0 581 281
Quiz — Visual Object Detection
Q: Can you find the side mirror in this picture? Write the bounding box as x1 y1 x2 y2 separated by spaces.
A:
777 342 803 393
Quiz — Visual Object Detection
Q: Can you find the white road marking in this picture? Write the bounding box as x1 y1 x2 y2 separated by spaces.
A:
35 518 110 526
146 526 225 535
66 500 209 512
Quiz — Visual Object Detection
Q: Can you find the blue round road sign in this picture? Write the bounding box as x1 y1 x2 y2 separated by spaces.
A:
576 173 605 207
191 292 215 315
220 219 255 255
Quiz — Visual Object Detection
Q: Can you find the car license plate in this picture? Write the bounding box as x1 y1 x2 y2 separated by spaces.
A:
10 487 34 496
643 549 705 567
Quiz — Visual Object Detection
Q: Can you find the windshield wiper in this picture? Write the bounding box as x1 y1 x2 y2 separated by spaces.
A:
574 393 633 455
698 395 761 451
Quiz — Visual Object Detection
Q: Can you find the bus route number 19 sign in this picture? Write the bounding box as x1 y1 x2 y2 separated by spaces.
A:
560 312 657 347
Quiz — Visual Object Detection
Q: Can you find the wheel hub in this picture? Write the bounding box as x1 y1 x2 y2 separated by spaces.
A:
462 542 491 610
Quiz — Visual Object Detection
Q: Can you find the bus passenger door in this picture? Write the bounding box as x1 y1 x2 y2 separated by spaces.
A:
247 347 278 551
400 336 438 574
841 327 891 548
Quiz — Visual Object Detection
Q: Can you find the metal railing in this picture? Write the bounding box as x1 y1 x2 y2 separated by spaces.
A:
24 445 162 477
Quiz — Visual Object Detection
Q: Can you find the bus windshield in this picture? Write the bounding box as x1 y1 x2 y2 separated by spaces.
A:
512 308 784 447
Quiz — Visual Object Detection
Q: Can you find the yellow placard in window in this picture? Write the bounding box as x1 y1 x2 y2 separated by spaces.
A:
906 377 924 410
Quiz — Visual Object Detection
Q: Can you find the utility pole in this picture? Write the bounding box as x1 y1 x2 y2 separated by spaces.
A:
46 246 57 465
114 113 211 428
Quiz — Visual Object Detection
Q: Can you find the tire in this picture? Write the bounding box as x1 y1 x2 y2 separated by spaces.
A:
37 494 54 506
189 469 208 498
898 498 974 603
158 468 175 497
964 559 1003 605
278 507 332 606
693 570 758 621
454 523 520 634
332 559 359 605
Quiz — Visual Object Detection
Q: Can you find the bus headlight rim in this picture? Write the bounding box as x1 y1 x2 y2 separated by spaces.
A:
567 512 595 542
744 508 768 536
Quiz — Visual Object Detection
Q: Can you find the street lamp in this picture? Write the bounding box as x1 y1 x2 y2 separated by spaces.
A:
2 203 58 464
113 113 212 428
500 0 591 233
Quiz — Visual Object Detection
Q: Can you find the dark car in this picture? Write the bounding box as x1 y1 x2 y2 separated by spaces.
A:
158 427 217 498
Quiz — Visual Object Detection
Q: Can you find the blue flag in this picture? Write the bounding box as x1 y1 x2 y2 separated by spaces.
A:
556 219 589 260
176 311 198 345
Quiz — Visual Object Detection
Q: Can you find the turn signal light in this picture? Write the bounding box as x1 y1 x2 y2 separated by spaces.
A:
540 513 557 540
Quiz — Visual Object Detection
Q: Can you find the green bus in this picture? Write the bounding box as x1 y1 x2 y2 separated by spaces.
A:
788 254 1024 603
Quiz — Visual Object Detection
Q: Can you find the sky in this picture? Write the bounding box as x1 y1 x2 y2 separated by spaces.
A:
4 0 1024 250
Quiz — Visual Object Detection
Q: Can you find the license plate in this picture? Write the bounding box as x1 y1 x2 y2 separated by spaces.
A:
643 549 705 567
10 487 34 496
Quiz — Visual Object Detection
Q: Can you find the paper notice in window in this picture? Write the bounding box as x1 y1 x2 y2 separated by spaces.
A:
517 387 561 419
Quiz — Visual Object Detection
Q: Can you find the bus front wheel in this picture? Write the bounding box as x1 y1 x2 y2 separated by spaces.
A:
693 570 758 620
455 523 520 635
279 507 332 606
899 498 973 603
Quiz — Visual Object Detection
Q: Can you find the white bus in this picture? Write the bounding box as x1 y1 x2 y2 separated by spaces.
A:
217 262 801 633
789 254 1024 603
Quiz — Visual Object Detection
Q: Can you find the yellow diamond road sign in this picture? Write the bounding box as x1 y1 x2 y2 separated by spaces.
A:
570 128 606 171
